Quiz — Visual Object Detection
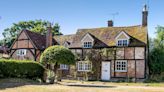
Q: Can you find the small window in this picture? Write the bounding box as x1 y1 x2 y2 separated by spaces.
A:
83 42 92 48
117 39 128 46
17 49 26 56
115 60 127 72
60 64 68 70
77 61 92 71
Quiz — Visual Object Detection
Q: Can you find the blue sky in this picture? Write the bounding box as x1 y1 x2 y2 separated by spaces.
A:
0 0 163 39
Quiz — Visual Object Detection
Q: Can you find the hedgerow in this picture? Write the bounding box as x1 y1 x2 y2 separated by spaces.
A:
0 59 46 80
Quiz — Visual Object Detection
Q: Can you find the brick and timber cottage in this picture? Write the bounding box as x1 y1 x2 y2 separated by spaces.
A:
10 5 149 81
10 24 57 61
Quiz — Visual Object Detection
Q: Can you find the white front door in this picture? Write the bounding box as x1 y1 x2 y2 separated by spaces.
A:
101 62 110 80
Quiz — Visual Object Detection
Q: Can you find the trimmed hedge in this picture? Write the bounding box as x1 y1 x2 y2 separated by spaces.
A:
40 45 75 65
0 59 46 79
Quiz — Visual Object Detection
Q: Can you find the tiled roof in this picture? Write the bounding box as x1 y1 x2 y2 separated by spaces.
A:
54 34 75 46
24 30 57 50
68 25 147 48
22 25 147 49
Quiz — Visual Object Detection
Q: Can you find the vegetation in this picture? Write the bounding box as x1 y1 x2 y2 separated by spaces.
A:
149 25 164 82
0 79 164 92
40 45 75 83
84 49 102 80
0 59 45 81
0 20 62 47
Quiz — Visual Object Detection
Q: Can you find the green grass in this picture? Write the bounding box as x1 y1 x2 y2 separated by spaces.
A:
0 78 164 92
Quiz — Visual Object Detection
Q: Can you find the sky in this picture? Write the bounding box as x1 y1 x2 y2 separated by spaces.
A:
0 0 163 39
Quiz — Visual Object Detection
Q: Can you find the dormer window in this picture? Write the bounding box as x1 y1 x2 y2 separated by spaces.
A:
81 33 94 48
83 42 92 48
115 31 130 47
117 39 128 46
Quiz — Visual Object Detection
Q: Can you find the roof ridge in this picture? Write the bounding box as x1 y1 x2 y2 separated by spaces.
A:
54 34 75 37
77 25 142 31
24 30 45 37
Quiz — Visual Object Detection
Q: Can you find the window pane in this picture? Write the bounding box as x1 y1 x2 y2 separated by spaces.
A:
83 42 92 48
78 61 91 71
117 40 128 46
115 60 127 72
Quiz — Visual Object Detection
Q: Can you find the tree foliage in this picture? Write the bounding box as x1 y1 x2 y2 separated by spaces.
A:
1 20 62 47
40 45 75 83
149 26 164 76
40 45 75 65
84 49 102 80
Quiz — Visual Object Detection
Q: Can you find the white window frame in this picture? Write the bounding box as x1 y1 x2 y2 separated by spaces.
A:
17 49 27 56
115 60 127 72
60 64 69 70
81 33 94 48
117 39 129 46
77 61 92 72
115 31 130 46
83 42 93 48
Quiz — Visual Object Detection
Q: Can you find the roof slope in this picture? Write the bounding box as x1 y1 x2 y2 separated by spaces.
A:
70 25 147 48
25 30 47 50
25 30 57 50
54 34 75 45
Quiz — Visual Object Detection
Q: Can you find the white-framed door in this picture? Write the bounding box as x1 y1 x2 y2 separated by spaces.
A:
101 61 111 80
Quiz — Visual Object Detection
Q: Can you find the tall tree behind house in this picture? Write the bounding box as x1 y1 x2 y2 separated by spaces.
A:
0 20 62 47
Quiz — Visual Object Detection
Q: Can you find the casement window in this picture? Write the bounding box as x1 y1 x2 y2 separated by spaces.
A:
17 49 27 56
77 61 92 71
115 60 127 72
60 64 69 70
83 42 92 48
117 39 129 46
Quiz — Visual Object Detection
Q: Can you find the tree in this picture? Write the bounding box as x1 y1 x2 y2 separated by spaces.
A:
40 45 75 83
149 26 164 80
154 25 164 48
0 20 62 47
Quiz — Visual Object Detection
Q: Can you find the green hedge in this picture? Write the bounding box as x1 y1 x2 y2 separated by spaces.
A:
0 59 46 79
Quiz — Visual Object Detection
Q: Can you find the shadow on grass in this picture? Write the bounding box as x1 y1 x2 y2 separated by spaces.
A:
0 78 47 90
65 84 116 88
0 78 117 90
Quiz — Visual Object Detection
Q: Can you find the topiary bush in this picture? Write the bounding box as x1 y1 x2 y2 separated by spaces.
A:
0 59 46 80
40 45 75 65
40 45 75 83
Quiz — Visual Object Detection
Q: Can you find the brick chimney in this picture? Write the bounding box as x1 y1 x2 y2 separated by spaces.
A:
142 4 148 26
46 23 52 48
108 20 113 27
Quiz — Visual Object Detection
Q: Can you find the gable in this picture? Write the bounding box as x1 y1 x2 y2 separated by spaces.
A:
11 31 36 49
115 31 130 40
81 33 94 43
117 33 128 39
18 31 28 39
63 42 69 47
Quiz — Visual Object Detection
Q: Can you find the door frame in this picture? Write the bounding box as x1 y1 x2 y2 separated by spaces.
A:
101 61 111 80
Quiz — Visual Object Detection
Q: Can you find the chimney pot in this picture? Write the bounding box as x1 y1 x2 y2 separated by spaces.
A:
142 4 148 26
108 20 113 27
46 23 52 48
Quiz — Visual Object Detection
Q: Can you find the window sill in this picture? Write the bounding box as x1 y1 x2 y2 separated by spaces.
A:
60 69 69 70
83 47 92 48
77 70 91 72
115 70 127 72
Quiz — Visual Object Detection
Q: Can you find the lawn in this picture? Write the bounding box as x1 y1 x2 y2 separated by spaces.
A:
0 78 164 92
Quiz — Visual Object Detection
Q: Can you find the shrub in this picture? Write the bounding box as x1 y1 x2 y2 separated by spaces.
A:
40 45 75 83
40 45 75 65
0 59 46 80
